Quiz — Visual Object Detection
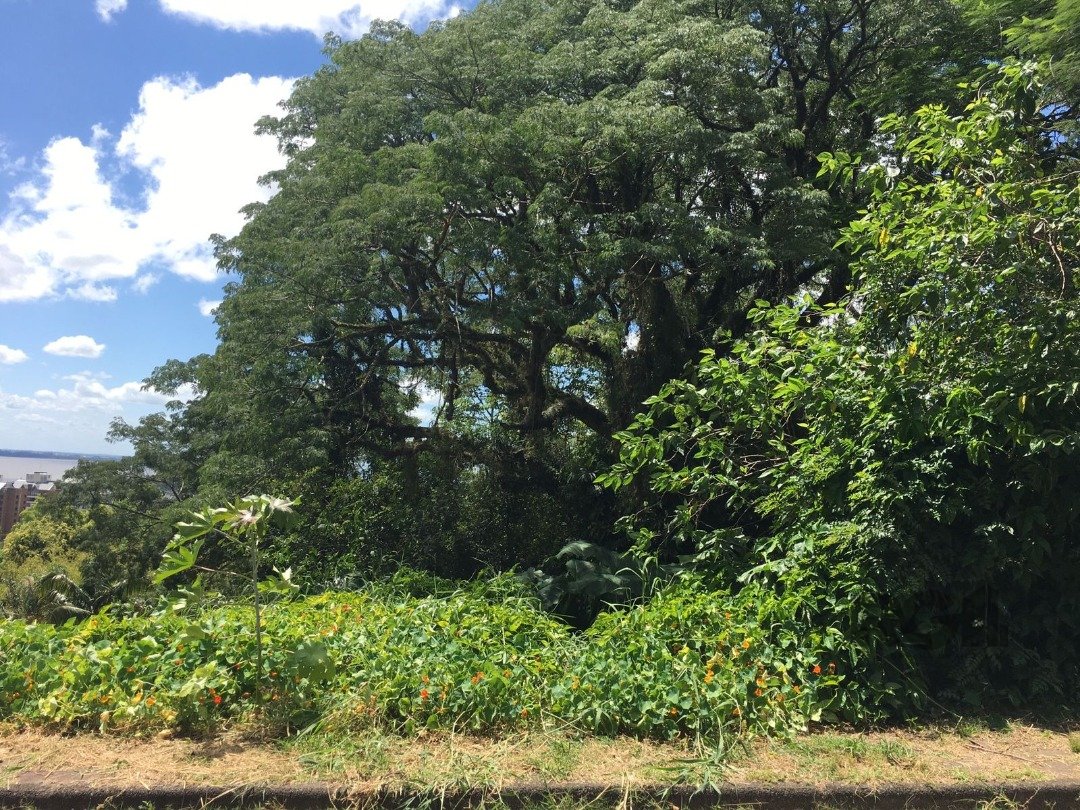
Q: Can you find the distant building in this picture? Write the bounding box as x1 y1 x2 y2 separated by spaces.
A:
0 482 29 538
27 480 56 507
0 473 58 539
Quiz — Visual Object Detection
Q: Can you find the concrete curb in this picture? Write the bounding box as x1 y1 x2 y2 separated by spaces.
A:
2 780 1080 809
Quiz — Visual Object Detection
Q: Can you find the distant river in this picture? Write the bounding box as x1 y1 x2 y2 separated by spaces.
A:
0 455 80 483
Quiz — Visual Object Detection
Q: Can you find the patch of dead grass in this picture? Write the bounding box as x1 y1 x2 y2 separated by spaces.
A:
1 721 1079 793
727 723 1080 788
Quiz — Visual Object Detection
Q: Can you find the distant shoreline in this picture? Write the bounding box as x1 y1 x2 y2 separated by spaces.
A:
0 449 123 462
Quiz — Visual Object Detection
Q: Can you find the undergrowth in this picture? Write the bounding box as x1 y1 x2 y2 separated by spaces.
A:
0 573 852 742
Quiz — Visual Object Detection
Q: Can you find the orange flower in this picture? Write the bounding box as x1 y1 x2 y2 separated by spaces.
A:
520 708 529 718
145 696 156 707
704 670 714 685
213 694 222 705
812 664 822 675
420 689 430 700
741 638 751 650
732 707 742 717
471 672 484 685
754 688 763 697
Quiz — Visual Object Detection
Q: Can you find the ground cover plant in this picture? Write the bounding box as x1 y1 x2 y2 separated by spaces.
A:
0 573 850 742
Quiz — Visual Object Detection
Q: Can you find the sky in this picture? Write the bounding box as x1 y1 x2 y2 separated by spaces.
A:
0 0 462 455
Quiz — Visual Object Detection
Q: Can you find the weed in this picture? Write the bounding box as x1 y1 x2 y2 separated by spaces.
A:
976 795 1022 810
529 736 583 781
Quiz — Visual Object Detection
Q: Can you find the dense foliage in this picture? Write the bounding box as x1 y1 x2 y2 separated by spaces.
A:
88 0 983 580
602 63 1080 708
0 575 854 740
965 0 1080 96
3 0 1077 735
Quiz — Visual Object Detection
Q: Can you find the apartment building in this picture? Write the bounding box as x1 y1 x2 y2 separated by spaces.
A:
0 474 58 538
0 482 29 537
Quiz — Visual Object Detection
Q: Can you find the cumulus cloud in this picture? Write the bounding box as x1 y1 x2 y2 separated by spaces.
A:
70 282 118 302
0 73 293 303
28 373 192 409
0 375 198 452
95 0 129 21
45 372 190 406
43 335 107 359
131 274 160 294
197 298 221 317
0 374 193 448
156 0 460 38
0 345 28 365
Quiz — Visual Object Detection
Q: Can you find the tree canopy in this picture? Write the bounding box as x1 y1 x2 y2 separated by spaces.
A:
196 0 975 473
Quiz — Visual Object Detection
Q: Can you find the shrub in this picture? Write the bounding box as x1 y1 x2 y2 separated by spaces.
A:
598 63 1080 711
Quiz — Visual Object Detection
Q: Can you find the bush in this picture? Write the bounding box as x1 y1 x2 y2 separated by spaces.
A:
0 505 90 622
0 575 860 740
598 63 1080 711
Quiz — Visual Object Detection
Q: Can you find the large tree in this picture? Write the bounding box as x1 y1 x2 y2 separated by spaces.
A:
80 0 993 582
201 0 977 475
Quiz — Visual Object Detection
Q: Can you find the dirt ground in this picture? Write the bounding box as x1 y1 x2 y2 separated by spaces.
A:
1 722 1078 792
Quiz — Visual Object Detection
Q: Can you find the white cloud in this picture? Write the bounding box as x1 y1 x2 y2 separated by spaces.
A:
405 378 442 425
0 375 194 424
197 298 221 317
70 282 118 302
0 377 197 454
157 0 460 38
95 0 129 21
0 345 28 365
132 273 160 294
43 335 107 359
0 73 294 302
0 139 27 175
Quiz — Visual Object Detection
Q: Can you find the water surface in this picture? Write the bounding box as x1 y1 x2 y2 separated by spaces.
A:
0 455 80 483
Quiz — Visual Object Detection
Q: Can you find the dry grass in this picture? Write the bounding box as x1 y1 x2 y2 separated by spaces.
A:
730 723 1080 788
2 720 1080 793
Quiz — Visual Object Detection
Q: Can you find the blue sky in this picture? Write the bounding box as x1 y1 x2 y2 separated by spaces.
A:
0 0 461 454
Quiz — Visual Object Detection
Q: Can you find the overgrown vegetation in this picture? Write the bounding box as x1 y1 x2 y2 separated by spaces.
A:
0 573 854 740
600 63 1080 709
1 0 1077 750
